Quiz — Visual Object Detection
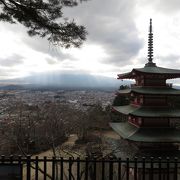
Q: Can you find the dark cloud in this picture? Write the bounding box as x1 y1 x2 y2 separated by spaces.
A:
8 0 143 66
22 36 73 60
63 0 143 65
0 19 74 62
0 54 24 67
0 20 73 61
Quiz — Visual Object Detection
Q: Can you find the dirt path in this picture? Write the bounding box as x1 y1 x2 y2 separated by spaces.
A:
63 134 78 146
92 130 120 139
32 134 78 157
34 130 119 157
23 130 119 179
23 134 79 180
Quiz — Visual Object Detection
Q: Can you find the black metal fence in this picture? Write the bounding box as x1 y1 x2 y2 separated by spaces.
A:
0 156 179 180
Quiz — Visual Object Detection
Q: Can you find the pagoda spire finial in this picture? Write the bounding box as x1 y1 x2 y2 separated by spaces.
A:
148 18 153 62
145 18 156 67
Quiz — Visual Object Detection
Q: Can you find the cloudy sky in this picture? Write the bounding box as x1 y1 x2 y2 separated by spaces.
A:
1 0 180 81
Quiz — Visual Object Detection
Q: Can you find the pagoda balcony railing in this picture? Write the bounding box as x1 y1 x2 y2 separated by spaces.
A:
167 83 173 88
131 84 136 88
131 102 141 107
0 155 179 180
130 84 173 88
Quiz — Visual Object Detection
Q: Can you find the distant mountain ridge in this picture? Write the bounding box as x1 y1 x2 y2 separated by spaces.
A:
0 72 133 90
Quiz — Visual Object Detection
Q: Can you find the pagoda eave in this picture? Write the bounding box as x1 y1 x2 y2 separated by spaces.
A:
134 66 180 76
110 122 180 143
113 105 135 115
117 87 180 96
117 67 180 80
113 105 180 118
117 72 135 79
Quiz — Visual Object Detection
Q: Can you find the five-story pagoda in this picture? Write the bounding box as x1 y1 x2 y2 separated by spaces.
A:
111 19 180 156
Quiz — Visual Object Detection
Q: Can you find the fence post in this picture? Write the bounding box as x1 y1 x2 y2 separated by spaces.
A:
35 156 39 180
26 155 31 180
93 157 97 180
77 157 80 180
150 157 154 180
18 155 22 179
174 157 178 180
1 155 5 164
10 155 13 164
85 157 88 180
134 157 138 180
109 157 113 180
18 155 22 165
60 157 64 180
69 157 72 180
142 157 145 180
52 156 55 180
102 157 105 180
167 157 170 180
118 158 121 180
126 158 129 180
44 156 47 180
158 157 162 180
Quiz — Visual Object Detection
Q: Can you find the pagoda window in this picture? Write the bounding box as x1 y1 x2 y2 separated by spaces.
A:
166 83 173 88
169 118 179 128
145 74 166 79
143 96 167 106
140 95 143 104
128 116 142 127
135 76 144 86
132 95 141 106
144 78 166 86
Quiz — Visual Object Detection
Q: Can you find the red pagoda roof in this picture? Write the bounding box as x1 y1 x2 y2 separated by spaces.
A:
118 66 180 79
